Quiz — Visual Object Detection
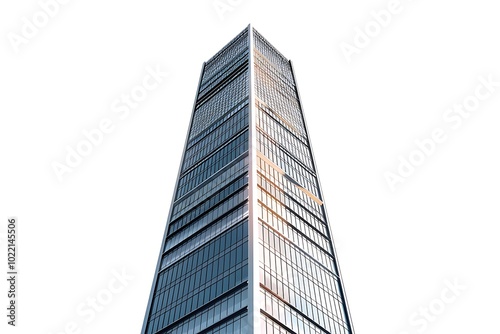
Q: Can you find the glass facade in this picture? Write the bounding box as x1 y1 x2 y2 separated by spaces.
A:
143 26 354 334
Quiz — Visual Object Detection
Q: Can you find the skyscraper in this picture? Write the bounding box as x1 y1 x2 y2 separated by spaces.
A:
142 25 354 334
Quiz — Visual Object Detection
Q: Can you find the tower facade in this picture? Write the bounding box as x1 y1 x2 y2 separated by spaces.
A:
142 26 354 334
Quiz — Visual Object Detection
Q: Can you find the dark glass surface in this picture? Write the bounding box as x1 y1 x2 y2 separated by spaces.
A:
144 27 250 334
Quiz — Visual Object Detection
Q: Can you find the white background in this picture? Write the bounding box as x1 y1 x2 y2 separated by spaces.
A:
1 0 499 333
